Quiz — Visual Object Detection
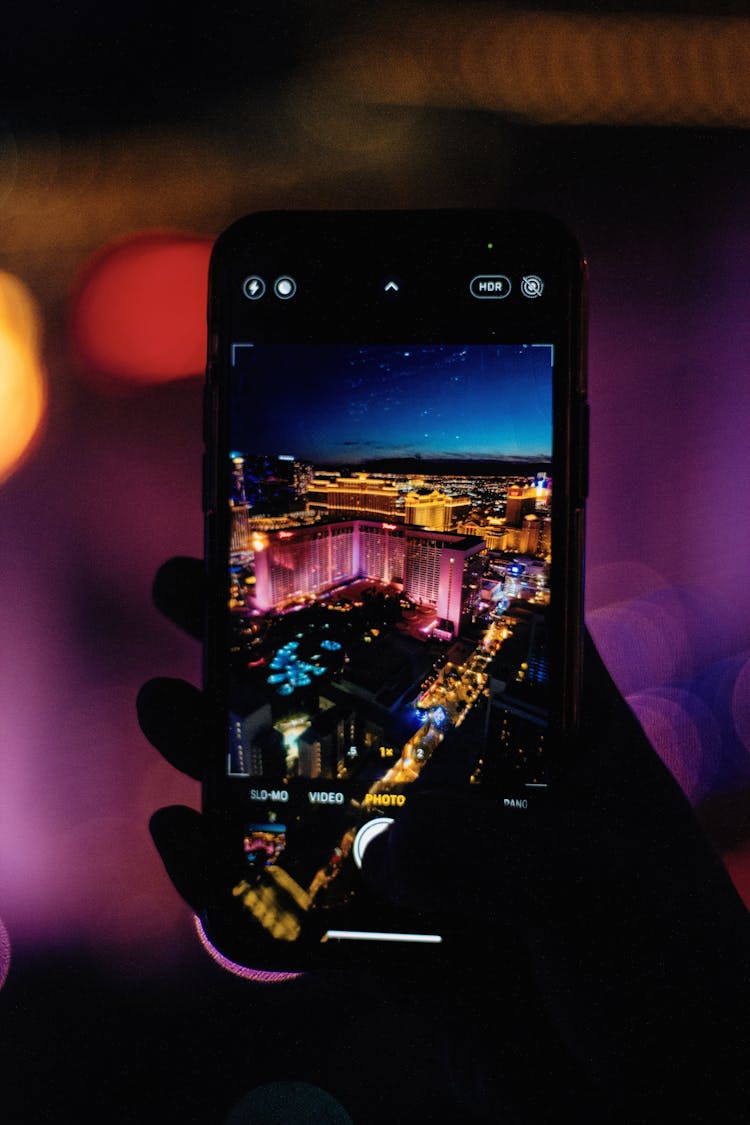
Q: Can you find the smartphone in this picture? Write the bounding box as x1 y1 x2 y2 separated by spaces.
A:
202 210 587 972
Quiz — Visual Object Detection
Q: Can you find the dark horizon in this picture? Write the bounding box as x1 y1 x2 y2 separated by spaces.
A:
309 455 552 477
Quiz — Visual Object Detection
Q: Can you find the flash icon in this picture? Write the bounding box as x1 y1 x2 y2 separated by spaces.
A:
243 276 266 300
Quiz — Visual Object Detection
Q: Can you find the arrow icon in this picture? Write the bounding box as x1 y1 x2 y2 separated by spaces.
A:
384 280 399 293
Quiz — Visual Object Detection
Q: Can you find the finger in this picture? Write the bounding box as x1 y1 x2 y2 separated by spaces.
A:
153 555 205 639
150 805 210 915
137 676 207 780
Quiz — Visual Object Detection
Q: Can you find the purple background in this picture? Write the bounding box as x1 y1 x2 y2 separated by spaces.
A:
0 7 748 1119
2 135 748 968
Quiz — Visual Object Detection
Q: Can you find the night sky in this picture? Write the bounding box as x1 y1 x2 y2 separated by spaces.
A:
231 344 552 467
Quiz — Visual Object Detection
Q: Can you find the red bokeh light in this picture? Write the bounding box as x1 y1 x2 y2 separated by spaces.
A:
722 844 750 912
70 232 214 386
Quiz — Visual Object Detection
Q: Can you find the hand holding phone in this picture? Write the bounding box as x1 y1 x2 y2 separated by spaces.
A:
199 210 588 971
139 212 749 1119
140 558 750 1123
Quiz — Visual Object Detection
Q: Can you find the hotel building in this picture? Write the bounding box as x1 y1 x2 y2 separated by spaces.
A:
504 483 541 527
458 513 551 558
251 519 485 637
404 489 472 532
231 503 318 552
305 473 403 522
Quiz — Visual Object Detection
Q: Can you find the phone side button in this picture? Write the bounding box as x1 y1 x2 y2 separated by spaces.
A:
579 401 589 501
202 383 211 442
202 452 215 514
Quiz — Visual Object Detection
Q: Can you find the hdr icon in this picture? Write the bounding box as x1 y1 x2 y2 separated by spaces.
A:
470 274 511 299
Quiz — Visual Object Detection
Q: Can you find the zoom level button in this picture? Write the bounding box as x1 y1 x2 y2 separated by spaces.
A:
470 275 511 299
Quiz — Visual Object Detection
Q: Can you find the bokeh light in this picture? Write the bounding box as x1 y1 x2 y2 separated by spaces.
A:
337 11 750 127
627 688 723 805
70 232 213 387
587 588 694 698
0 271 46 485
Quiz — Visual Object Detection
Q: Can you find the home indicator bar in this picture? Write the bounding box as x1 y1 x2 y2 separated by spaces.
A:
323 930 443 944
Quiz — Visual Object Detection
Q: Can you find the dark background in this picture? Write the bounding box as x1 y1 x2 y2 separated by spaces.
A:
1 3 748 1121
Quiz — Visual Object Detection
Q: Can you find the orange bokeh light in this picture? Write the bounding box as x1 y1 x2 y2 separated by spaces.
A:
0 272 46 486
70 232 214 387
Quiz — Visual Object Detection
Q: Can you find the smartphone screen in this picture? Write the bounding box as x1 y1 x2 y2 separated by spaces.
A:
204 212 586 969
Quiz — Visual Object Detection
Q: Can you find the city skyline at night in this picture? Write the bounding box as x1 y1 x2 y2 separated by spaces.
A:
223 341 555 929
227 454 553 780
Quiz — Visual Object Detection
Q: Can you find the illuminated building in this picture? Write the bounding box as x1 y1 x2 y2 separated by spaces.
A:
458 517 507 550
297 734 322 779
520 514 540 555
238 452 297 514
358 521 404 584
251 519 484 637
253 524 356 606
503 526 524 552
297 705 362 779
229 700 286 778
231 503 252 552
504 484 539 528
538 516 552 557
404 534 441 604
479 607 550 785
534 475 552 510
231 452 247 504
458 511 551 559
405 489 472 531
305 472 403 521
293 460 315 497
519 514 552 558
